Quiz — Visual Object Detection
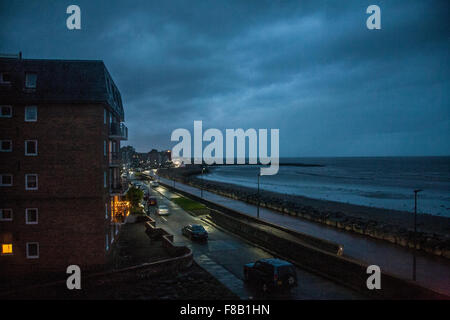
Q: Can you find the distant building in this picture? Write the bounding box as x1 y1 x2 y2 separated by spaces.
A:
148 149 161 167
120 145 135 166
0 56 128 277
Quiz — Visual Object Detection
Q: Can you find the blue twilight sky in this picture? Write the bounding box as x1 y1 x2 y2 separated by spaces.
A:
1 0 449 156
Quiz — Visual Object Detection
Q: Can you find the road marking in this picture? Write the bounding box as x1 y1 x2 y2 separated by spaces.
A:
160 216 167 222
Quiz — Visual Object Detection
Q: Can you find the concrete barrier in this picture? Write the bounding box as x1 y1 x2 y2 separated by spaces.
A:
207 208 448 299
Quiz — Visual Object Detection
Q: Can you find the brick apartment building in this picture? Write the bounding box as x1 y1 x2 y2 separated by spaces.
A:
0 55 128 278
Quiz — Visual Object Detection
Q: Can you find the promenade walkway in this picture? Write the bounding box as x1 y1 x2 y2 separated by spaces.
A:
159 177 450 295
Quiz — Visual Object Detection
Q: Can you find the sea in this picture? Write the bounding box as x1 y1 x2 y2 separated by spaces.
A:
202 157 450 217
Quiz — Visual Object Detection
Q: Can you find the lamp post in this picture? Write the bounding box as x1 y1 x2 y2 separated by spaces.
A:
257 172 261 219
413 189 422 281
201 166 205 198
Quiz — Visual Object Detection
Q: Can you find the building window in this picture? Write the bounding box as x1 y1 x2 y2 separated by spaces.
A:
105 203 108 219
106 234 109 251
25 208 38 224
25 73 37 89
104 140 107 156
25 174 38 190
104 108 107 124
0 174 13 186
0 140 12 152
104 171 107 188
0 72 12 84
1 244 13 255
0 209 13 221
0 105 12 118
26 242 39 259
25 106 37 122
25 140 38 156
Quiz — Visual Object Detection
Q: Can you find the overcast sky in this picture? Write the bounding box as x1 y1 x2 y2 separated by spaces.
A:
1 0 448 156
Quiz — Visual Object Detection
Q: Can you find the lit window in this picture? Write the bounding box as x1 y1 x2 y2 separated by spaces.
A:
0 209 13 221
25 106 37 121
0 72 11 84
0 174 13 186
25 73 37 89
25 140 37 156
2 244 13 255
25 174 38 190
0 105 12 118
26 208 38 224
26 242 39 259
0 140 12 152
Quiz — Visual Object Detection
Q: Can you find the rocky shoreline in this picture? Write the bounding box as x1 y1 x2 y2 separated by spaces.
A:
158 166 450 259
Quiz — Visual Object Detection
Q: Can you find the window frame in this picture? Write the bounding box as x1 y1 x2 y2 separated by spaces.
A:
25 73 37 89
1 243 13 255
25 106 37 122
25 208 38 225
25 140 38 156
0 174 13 186
0 105 12 118
26 242 39 259
0 208 13 221
25 174 38 190
0 140 12 152
0 72 12 84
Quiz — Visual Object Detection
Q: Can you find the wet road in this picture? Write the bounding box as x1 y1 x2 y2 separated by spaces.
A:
158 177 450 295
140 181 364 299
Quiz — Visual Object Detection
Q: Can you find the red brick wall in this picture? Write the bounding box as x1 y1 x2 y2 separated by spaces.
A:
0 103 115 277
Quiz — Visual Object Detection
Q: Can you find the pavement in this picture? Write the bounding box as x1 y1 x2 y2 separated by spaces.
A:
138 179 365 300
158 176 450 296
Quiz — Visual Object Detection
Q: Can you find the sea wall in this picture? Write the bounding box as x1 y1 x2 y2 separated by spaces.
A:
157 167 450 260
206 208 447 299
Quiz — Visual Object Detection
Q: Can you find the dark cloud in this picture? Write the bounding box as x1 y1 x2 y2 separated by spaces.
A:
1 0 448 155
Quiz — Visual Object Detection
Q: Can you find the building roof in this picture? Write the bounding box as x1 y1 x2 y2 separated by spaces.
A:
0 57 124 121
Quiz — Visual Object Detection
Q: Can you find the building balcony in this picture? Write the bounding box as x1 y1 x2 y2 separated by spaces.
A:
109 152 121 167
110 181 126 195
109 122 128 140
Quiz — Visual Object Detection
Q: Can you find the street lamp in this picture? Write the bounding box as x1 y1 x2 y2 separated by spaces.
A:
257 172 261 219
412 189 423 281
201 166 205 198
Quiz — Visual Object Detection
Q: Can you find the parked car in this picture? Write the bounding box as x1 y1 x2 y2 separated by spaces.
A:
243 258 297 292
150 181 159 188
156 204 170 215
182 224 208 241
